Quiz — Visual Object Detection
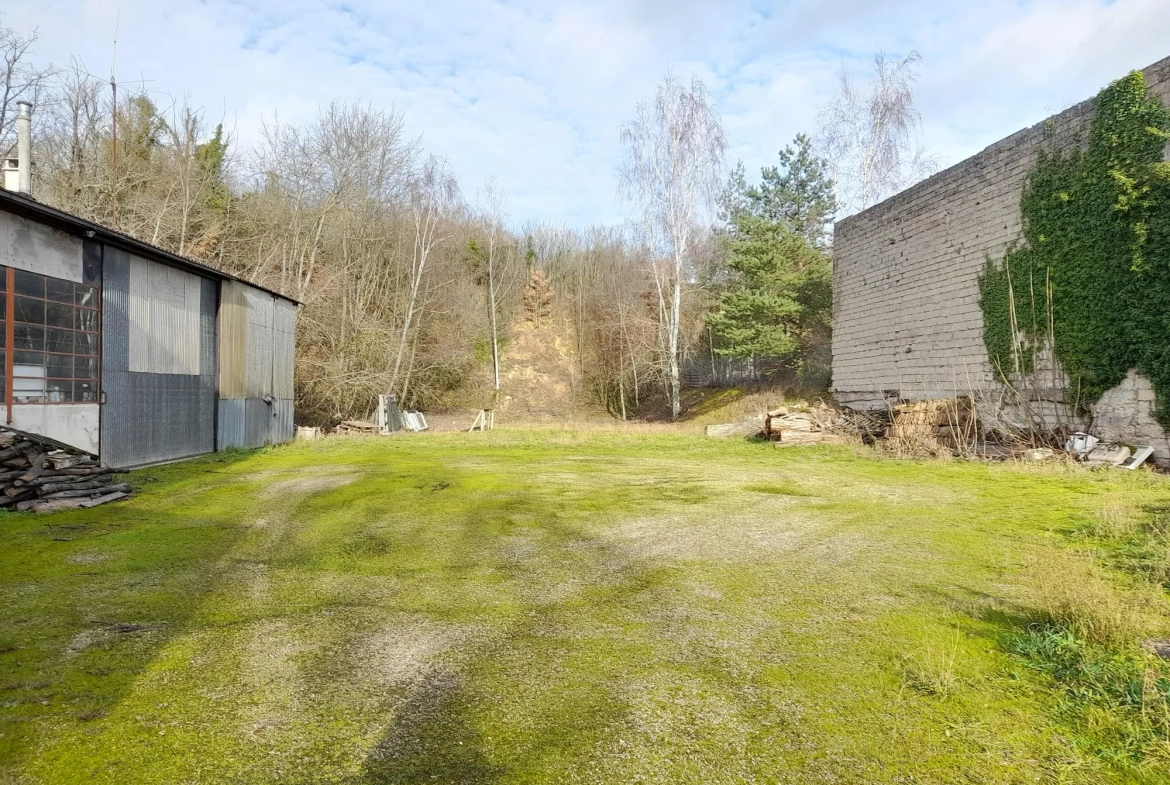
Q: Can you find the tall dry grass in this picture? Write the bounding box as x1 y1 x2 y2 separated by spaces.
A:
1026 549 1158 647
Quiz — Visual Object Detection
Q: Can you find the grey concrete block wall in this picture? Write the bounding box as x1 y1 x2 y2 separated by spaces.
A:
832 56 1170 418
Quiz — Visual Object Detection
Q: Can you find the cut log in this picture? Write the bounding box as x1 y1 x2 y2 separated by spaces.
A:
0 491 34 507
23 468 125 487
28 498 89 514
54 466 126 477
38 477 117 495
38 483 131 501
49 455 92 470
18 452 49 482
776 431 826 446
0 441 34 463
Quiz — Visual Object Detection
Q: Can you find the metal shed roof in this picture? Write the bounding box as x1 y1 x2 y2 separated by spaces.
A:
0 188 300 305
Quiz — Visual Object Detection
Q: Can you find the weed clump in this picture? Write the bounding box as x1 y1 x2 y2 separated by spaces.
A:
1026 550 1149 646
1009 624 1170 766
1010 505 1170 770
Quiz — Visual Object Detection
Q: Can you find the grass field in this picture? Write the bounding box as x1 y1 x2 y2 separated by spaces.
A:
2 430 1170 784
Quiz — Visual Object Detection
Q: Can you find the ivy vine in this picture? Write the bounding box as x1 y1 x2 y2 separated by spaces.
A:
978 71 1170 425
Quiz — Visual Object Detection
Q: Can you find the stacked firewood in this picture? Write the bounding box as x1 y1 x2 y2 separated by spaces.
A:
0 434 131 514
886 398 979 456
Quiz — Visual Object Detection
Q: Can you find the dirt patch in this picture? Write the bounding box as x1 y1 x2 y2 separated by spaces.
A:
605 508 810 564
357 616 478 693
64 628 101 658
66 552 109 565
260 473 356 498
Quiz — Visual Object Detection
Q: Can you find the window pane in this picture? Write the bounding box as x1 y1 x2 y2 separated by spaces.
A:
14 297 44 324
14 351 42 366
74 381 97 402
74 356 99 380
45 380 70 403
75 285 97 308
14 324 44 351
0 268 6 291
0 297 6 321
45 279 73 303
46 329 73 354
45 354 72 378
13 374 45 403
14 270 43 298
46 302 74 329
76 309 99 333
74 332 98 356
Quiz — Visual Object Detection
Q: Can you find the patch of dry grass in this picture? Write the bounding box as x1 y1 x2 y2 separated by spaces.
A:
1025 549 1156 646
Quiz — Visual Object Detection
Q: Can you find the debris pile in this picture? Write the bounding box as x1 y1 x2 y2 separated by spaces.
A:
765 403 844 447
337 410 427 435
886 398 978 457
336 420 379 435
1065 432 1155 470
402 411 428 432
0 431 130 514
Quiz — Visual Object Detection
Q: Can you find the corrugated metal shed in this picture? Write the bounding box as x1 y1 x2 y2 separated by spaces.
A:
0 189 299 467
101 247 218 467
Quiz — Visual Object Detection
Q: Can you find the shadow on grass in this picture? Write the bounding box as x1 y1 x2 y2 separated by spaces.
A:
352 474 692 784
0 450 261 769
360 670 507 784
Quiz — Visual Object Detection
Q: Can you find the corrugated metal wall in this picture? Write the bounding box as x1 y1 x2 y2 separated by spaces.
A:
217 282 295 450
128 257 201 375
101 247 218 467
273 300 296 400
218 280 247 398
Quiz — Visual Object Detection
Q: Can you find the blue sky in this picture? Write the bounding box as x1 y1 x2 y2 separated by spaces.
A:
9 0 1170 227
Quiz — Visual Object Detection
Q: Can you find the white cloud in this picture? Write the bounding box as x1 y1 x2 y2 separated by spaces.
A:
6 0 1170 227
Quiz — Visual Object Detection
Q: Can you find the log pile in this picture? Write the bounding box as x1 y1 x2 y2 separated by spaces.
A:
886 398 978 456
765 403 845 446
0 433 130 514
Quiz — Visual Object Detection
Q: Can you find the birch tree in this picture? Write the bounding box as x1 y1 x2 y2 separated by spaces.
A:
620 73 726 420
470 180 519 394
817 51 938 214
391 155 460 395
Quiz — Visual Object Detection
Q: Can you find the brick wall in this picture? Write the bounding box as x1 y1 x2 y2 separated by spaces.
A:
831 55 1170 444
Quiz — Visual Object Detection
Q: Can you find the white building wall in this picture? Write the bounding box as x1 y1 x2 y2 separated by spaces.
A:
11 404 100 454
0 211 82 282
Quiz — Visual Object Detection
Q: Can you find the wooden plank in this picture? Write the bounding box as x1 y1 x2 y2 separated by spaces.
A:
79 491 129 509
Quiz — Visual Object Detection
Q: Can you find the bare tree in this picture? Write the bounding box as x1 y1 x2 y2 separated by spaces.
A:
391 155 461 396
471 180 520 394
817 51 938 214
0 20 56 157
620 73 727 420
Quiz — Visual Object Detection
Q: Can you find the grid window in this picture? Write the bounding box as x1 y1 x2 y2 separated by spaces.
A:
4 266 100 404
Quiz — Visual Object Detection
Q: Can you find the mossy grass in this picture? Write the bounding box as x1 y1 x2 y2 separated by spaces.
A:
1 431 1169 783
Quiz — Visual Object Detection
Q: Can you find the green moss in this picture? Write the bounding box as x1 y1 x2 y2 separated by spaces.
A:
979 72 1170 422
1 434 1168 782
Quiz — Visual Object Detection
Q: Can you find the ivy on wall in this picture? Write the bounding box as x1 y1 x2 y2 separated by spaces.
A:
978 72 1170 424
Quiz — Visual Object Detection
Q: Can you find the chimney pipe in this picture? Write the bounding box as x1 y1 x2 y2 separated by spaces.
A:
16 100 32 196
